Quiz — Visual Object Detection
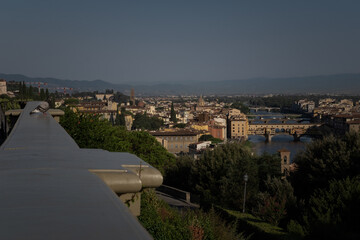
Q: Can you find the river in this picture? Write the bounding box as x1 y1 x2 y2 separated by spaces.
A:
247 110 312 162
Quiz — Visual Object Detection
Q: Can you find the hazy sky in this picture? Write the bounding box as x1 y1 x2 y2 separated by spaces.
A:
1 0 359 84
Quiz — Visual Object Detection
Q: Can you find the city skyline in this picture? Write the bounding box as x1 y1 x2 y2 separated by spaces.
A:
1 0 359 84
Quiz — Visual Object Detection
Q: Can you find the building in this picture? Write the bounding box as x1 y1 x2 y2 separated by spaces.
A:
70 101 117 121
150 130 199 154
293 99 315 113
208 118 227 140
95 93 114 101
227 113 248 140
0 79 7 95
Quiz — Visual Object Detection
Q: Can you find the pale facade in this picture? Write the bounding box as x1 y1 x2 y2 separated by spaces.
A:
229 114 248 139
150 130 199 154
0 79 7 95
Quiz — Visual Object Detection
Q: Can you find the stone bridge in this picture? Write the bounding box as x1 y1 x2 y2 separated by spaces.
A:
248 123 322 142
249 107 281 112
248 118 310 124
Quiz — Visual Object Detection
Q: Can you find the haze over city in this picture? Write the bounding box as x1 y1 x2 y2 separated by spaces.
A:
1 0 359 84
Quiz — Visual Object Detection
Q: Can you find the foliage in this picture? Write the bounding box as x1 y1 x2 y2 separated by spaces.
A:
170 102 177 123
163 155 193 192
198 134 223 144
231 102 250 114
219 208 287 240
115 107 126 126
0 99 21 110
253 177 296 226
139 189 248 240
305 176 360 239
165 143 282 212
256 153 281 188
173 123 187 128
132 113 163 130
286 220 305 240
60 108 175 173
112 92 129 103
191 143 258 210
290 132 360 200
63 98 80 106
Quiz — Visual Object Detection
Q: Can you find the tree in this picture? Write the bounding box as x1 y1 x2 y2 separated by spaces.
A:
306 176 360 239
290 132 360 201
132 113 163 130
60 108 174 174
198 134 223 144
253 177 297 226
170 102 177 123
191 143 258 210
256 153 281 189
173 123 186 128
115 107 126 126
231 102 250 114
45 89 49 99
40 88 45 100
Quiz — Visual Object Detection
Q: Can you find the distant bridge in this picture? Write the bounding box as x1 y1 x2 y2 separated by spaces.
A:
246 114 302 118
248 118 311 124
248 122 322 142
249 107 281 112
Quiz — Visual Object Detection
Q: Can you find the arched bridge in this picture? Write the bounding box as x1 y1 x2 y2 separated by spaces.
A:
248 123 322 142
248 118 311 124
249 107 281 112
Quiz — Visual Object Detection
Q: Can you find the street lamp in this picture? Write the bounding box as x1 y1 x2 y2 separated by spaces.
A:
243 173 248 213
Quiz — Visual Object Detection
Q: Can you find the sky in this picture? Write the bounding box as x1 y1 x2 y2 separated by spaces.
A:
0 0 359 84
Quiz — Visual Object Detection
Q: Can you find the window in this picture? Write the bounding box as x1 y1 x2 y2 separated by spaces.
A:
284 156 287 164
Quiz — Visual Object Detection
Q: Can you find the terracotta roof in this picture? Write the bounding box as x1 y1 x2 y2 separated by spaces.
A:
150 130 198 136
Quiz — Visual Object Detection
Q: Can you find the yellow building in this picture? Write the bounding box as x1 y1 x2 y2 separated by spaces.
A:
191 123 209 131
228 113 248 139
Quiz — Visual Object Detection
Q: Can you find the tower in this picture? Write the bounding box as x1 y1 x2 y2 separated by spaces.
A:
278 149 290 177
198 95 205 107
130 88 135 106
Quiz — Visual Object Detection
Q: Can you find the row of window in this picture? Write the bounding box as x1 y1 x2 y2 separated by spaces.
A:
170 144 187 149
162 136 195 141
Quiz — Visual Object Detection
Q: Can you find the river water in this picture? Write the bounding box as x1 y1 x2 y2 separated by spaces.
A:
247 111 312 162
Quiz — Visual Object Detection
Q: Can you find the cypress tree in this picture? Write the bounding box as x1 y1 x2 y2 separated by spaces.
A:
170 102 177 123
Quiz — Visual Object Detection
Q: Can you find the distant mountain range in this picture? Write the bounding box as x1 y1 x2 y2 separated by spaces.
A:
1 73 359 95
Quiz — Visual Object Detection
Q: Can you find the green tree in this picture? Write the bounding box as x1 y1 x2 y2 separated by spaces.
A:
231 102 250 114
191 143 258 210
40 88 45 100
170 102 177 123
306 176 360 239
45 89 49 99
173 123 186 128
253 177 297 226
115 107 126 126
291 132 360 200
60 108 174 173
139 189 248 240
132 113 163 130
256 153 281 189
198 134 223 144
